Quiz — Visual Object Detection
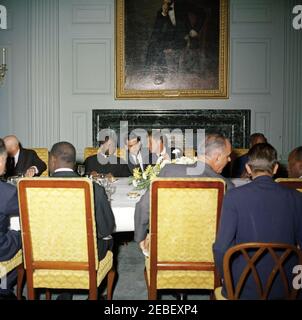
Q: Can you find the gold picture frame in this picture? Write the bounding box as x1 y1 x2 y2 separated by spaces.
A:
116 0 229 99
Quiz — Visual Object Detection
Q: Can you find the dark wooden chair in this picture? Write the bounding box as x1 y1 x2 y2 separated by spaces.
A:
215 242 302 300
145 178 225 300
275 178 302 192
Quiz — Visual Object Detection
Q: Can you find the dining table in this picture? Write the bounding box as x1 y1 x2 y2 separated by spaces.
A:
9 177 250 233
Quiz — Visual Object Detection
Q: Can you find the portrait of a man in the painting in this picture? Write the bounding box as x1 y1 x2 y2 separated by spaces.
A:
116 0 228 98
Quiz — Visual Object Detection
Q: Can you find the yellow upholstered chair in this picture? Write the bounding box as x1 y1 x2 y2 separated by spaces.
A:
145 178 225 300
214 243 302 300
232 148 249 159
275 178 302 192
30 148 49 177
84 147 98 161
17 178 115 300
184 148 196 158
0 250 24 299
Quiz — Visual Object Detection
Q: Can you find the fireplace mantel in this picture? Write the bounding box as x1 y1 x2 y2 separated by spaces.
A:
92 109 250 149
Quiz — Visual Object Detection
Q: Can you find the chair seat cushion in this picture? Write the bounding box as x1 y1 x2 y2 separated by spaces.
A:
214 286 227 300
32 250 113 289
0 249 23 278
145 256 215 290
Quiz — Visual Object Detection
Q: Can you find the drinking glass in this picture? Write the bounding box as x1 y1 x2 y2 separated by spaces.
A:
106 184 116 202
77 165 85 177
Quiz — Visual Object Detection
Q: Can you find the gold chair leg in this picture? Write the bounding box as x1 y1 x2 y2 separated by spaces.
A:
107 267 116 300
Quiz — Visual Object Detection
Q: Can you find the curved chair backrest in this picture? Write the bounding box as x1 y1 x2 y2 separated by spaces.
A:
275 178 302 192
17 178 98 286
149 178 225 292
30 148 48 177
223 242 302 300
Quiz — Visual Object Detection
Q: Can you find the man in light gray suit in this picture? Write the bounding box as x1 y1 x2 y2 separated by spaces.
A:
134 133 234 253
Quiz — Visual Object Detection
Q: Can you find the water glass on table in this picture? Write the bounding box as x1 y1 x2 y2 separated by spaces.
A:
77 164 85 177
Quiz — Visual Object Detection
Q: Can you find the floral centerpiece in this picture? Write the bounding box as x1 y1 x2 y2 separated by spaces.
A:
129 156 197 190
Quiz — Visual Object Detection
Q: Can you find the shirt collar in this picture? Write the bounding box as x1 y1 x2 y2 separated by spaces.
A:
54 168 74 173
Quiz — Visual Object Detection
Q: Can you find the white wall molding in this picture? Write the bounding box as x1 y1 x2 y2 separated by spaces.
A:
27 0 60 148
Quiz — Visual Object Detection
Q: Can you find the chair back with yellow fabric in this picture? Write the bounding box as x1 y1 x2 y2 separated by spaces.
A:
275 178 302 192
221 242 302 300
17 178 112 300
184 148 196 158
84 147 126 161
30 148 48 176
232 148 249 159
146 178 225 300
84 147 98 161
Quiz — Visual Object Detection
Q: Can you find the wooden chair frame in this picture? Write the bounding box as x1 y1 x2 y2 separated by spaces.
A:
223 242 302 300
146 178 225 300
275 178 302 191
18 178 115 300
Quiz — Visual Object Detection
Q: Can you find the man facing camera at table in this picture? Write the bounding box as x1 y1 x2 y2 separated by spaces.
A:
288 146 302 178
0 139 22 300
49 142 115 261
3 135 47 178
84 136 131 177
213 143 302 299
134 133 234 253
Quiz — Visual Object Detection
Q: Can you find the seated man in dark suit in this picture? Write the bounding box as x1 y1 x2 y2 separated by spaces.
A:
49 142 115 261
0 139 22 300
213 143 302 299
3 135 47 177
232 133 267 178
125 133 152 175
288 146 302 178
135 133 234 254
84 136 131 177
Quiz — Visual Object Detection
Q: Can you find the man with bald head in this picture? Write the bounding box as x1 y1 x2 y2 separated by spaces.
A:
3 135 47 178
134 133 234 253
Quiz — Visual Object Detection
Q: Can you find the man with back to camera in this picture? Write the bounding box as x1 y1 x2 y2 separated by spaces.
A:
135 133 234 254
213 143 302 299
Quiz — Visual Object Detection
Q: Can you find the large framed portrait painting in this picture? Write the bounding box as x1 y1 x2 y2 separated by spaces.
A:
116 0 229 99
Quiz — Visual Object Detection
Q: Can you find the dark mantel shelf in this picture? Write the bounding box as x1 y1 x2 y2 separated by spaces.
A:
92 109 250 149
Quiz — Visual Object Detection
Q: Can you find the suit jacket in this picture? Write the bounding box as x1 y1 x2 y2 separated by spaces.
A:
52 171 115 260
0 181 22 262
6 147 47 177
134 161 234 243
84 154 131 177
213 176 302 299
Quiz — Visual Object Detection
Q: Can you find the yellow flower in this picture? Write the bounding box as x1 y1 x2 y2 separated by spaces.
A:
133 168 142 180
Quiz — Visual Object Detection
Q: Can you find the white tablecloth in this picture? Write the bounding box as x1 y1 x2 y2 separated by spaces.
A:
10 178 143 233
110 178 143 232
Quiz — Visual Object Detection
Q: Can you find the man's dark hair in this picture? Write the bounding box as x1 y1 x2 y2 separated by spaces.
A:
124 132 140 144
0 138 7 156
150 131 167 146
50 142 76 164
247 143 278 175
250 133 267 147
